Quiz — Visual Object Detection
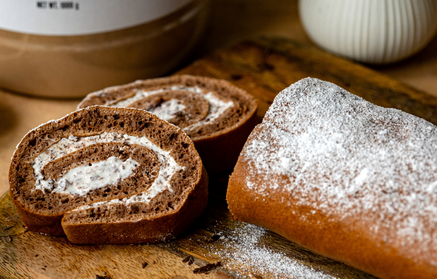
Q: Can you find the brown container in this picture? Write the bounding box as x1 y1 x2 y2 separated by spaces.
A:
0 0 209 98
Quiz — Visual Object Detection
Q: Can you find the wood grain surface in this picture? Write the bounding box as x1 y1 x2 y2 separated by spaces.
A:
2 36 437 279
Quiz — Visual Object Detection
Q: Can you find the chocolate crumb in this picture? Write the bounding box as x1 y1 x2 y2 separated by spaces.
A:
96 271 111 279
182 255 194 265
193 261 221 274
230 74 243 81
142 262 148 268
4 225 14 231
8 235 12 242
206 234 220 243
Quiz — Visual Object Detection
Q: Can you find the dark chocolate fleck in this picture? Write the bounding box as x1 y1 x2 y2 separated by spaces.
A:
205 234 220 243
96 271 111 279
4 225 14 231
142 262 148 268
193 261 221 274
230 74 243 81
182 255 194 265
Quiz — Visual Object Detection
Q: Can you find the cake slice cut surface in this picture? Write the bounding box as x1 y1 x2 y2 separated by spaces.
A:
9 106 208 244
78 75 258 174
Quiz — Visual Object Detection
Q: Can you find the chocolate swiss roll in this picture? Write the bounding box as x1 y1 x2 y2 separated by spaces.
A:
9 106 208 244
227 78 437 279
78 75 258 174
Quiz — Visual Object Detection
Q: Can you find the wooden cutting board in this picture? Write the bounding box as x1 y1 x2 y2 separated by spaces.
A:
2 36 437 279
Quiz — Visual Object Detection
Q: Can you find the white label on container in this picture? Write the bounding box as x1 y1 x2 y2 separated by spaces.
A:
0 0 192 36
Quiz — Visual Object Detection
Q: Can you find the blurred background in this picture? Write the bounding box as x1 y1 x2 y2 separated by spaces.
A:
200 0 437 96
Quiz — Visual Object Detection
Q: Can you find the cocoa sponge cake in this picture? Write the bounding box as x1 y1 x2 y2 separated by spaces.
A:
9 106 208 244
78 75 258 174
227 78 437 279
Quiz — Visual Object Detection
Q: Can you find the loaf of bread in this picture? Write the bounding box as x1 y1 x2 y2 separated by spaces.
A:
227 78 437 279
9 106 208 244
78 75 258 174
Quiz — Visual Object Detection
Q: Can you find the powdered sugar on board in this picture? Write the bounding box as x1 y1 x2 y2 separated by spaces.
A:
209 223 336 279
242 78 437 263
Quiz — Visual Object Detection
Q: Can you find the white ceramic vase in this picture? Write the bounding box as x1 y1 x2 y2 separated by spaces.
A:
299 0 437 64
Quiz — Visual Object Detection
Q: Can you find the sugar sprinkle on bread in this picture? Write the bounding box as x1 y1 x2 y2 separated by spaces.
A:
227 77 437 279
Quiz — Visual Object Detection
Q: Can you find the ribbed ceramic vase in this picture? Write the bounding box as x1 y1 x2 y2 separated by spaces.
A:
299 0 437 64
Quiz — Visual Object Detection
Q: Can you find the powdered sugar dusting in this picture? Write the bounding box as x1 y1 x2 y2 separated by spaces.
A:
211 223 335 279
243 78 437 262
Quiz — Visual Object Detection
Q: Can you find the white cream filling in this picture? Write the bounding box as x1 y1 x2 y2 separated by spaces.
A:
31 132 184 203
149 99 186 121
54 156 139 196
112 85 203 107
183 91 234 132
110 86 234 131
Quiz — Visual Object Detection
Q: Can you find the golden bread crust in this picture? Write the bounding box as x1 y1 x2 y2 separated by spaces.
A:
227 78 437 279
